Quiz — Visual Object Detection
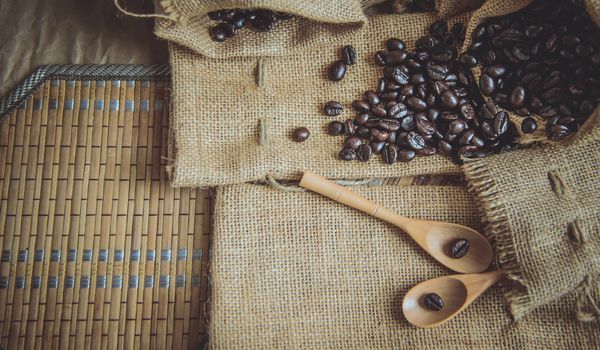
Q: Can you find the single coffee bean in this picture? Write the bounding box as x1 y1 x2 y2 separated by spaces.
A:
327 121 344 136
388 131 398 144
344 136 362 150
397 149 416 162
356 144 372 162
355 126 370 138
406 97 428 111
209 26 227 42
371 105 388 117
370 140 385 154
407 131 426 150
417 146 437 156
438 140 453 155
459 129 475 145
292 127 310 142
251 10 276 31
387 50 409 65
450 238 470 258
376 78 387 93
342 45 357 65
229 12 247 29
386 38 406 51
355 113 370 125
440 111 459 121
521 117 538 134
379 119 402 131
374 51 387 66
382 144 398 164
339 148 357 161
486 65 507 78
479 74 496 96
427 64 447 80
459 53 477 67
460 103 476 120
371 129 389 141
364 90 380 106
344 119 357 135
352 100 371 112
510 86 526 108
441 90 459 108
424 293 444 311
324 101 343 116
448 119 466 135
328 60 347 81
415 118 435 136
385 66 410 85
388 102 408 118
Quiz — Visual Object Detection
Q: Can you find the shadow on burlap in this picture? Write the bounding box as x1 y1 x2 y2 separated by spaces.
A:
210 184 600 349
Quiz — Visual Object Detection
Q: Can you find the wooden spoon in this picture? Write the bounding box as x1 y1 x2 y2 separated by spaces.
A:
299 171 493 273
402 270 505 327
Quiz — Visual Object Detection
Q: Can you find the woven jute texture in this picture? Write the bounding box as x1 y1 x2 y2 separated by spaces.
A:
210 183 600 349
0 78 211 350
155 0 369 59
463 113 600 320
167 11 474 187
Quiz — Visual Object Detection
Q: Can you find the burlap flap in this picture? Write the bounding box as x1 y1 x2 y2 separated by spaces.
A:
167 12 472 187
154 0 371 58
210 183 600 349
463 112 600 320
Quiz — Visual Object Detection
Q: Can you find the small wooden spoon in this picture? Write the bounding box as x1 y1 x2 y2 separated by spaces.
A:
402 270 505 327
299 171 493 273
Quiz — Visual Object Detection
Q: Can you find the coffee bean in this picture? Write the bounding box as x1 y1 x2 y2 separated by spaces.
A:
387 50 409 65
427 64 447 80
251 10 276 31
451 22 465 42
510 86 526 108
376 78 387 93
493 111 509 135
459 53 477 67
396 149 416 162
521 118 537 134
486 65 507 78
355 126 370 138
459 129 475 145
371 129 389 142
415 118 435 136
406 97 428 111
355 113 370 125
328 60 347 81
387 102 407 118
450 239 470 258
371 105 388 117
448 119 466 134
209 26 227 42
416 35 438 51
424 293 443 311
440 90 459 108
374 51 387 66
407 131 426 150
356 144 372 161
342 45 357 65
292 127 309 142
382 144 398 164
438 140 453 155
386 38 406 51
339 148 357 161
370 140 385 154
479 74 496 96
327 121 344 136
379 119 401 132
324 101 343 116
364 90 380 106
344 119 357 135
344 136 362 150
352 100 370 112
460 103 476 120
385 66 410 85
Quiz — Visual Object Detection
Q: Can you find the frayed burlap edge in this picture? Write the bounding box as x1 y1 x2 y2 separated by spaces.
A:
462 158 532 320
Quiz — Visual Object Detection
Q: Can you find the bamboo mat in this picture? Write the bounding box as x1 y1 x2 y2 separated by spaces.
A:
0 78 211 350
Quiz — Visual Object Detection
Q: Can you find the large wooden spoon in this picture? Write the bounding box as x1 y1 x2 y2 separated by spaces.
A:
299 171 493 273
402 270 505 327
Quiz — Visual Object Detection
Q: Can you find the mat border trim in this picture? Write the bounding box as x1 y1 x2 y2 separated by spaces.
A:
0 64 171 122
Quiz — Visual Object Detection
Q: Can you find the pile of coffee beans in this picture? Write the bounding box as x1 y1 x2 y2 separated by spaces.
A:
208 9 292 42
468 0 600 139
328 45 358 81
326 20 517 164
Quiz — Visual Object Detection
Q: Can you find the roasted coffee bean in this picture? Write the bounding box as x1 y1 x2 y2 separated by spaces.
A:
355 113 370 125
440 90 459 108
448 119 466 135
324 101 343 116
327 121 344 136
339 148 357 161
510 86 526 108
458 145 479 156
459 129 475 145
486 65 507 78
459 53 477 67
371 105 388 117
251 10 276 31
352 100 370 112
543 87 562 104
400 115 415 131
416 35 438 51
356 144 372 161
388 102 408 118
382 144 398 164
450 239 470 258
379 119 402 131
424 293 444 311
387 131 397 144
427 64 447 80
355 126 370 138
328 60 347 81
370 140 385 154
229 12 247 29
406 97 428 111
371 129 389 141
428 20 447 36
451 22 465 42
407 131 426 150
364 90 380 106
431 49 454 63
376 78 387 93
344 119 357 135
342 45 357 65
343 136 362 150
438 140 453 155
209 25 227 42
374 51 387 66
479 74 496 96
387 50 409 65
385 66 410 85
547 124 571 140
460 103 476 120
493 111 509 135
440 111 459 121
292 127 310 142
410 73 427 85
397 149 416 162
480 49 496 65
386 38 406 51
416 118 436 135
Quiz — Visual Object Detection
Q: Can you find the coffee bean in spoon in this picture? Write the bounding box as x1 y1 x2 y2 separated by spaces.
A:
424 293 444 311
450 239 470 258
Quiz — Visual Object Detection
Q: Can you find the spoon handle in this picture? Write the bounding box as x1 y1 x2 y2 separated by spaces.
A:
299 171 410 227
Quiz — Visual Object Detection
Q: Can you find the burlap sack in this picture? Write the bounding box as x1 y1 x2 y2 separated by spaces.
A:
210 183 600 349
165 11 473 187
463 113 600 320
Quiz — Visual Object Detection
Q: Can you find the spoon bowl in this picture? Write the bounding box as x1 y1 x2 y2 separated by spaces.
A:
402 270 504 328
299 171 494 273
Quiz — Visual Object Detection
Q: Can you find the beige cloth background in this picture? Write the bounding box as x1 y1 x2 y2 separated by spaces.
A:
0 0 168 98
